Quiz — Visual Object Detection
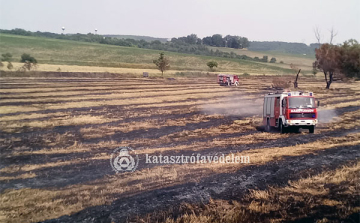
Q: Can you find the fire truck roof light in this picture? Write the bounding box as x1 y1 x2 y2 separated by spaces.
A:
310 92 313 96
288 93 291 96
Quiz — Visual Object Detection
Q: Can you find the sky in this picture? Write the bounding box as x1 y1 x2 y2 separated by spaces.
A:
0 0 359 45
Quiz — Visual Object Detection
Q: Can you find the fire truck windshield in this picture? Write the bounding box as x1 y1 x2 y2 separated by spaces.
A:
288 97 315 109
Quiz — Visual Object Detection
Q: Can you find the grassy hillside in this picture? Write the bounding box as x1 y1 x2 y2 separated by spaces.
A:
103 34 168 43
209 46 315 73
0 34 295 75
248 41 317 55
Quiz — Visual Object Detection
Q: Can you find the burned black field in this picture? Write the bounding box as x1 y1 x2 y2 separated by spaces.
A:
0 75 359 223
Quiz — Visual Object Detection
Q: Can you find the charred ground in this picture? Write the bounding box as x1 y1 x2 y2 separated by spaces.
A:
0 74 359 223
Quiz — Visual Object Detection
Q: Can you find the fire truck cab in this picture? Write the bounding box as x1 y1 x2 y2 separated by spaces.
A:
217 74 239 86
263 91 318 133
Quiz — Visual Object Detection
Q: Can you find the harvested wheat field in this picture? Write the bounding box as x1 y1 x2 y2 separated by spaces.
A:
0 74 359 223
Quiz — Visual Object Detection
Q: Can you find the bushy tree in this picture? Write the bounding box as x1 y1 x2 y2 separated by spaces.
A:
270 57 277 63
153 52 170 77
20 53 37 63
338 39 360 78
224 35 241 48
186 34 198 45
207 61 218 71
240 37 250 48
202 36 213 46
211 34 224 47
314 44 340 89
19 53 38 71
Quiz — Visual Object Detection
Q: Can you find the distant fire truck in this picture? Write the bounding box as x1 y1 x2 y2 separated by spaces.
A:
217 74 239 86
263 91 319 133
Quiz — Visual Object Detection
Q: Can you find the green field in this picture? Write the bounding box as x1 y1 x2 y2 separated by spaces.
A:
0 34 298 75
209 46 315 72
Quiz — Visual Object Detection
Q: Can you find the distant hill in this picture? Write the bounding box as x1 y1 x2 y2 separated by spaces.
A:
248 41 318 55
0 33 295 75
103 34 169 43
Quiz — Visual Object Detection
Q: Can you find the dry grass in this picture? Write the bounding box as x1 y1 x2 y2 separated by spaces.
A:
271 77 292 89
0 87 234 104
2 115 114 133
0 90 254 115
0 172 36 181
137 161 360 223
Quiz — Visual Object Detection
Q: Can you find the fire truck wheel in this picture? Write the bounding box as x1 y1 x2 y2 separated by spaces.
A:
309 126 315 134
265 119 271 132
279 120 286 134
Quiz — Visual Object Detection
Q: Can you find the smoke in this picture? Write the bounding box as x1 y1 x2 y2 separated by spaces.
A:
200 98 263 117
200 99 339 123
318 109 338 123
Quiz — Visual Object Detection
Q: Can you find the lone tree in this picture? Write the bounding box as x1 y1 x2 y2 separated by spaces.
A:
313 44 340 89
21 53 37 63
20 53 38 71
153 52 170 77
207 61 218 71
313 40 359 89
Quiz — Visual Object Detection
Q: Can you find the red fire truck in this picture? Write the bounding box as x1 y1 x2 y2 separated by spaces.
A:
263 91 319 133
217 74 239 86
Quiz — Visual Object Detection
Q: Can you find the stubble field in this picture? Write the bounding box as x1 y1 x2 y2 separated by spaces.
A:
0 74 359 223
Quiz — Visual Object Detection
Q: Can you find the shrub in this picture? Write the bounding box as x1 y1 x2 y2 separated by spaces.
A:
20 53 37 63
207 61 218 71
243 72 250 77
279 61 284 64
270 57 277 63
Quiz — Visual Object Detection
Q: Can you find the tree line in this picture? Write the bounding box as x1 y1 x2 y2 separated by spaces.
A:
171 34 250 49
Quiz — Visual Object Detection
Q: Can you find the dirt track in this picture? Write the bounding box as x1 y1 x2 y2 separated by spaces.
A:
0 74 359 222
